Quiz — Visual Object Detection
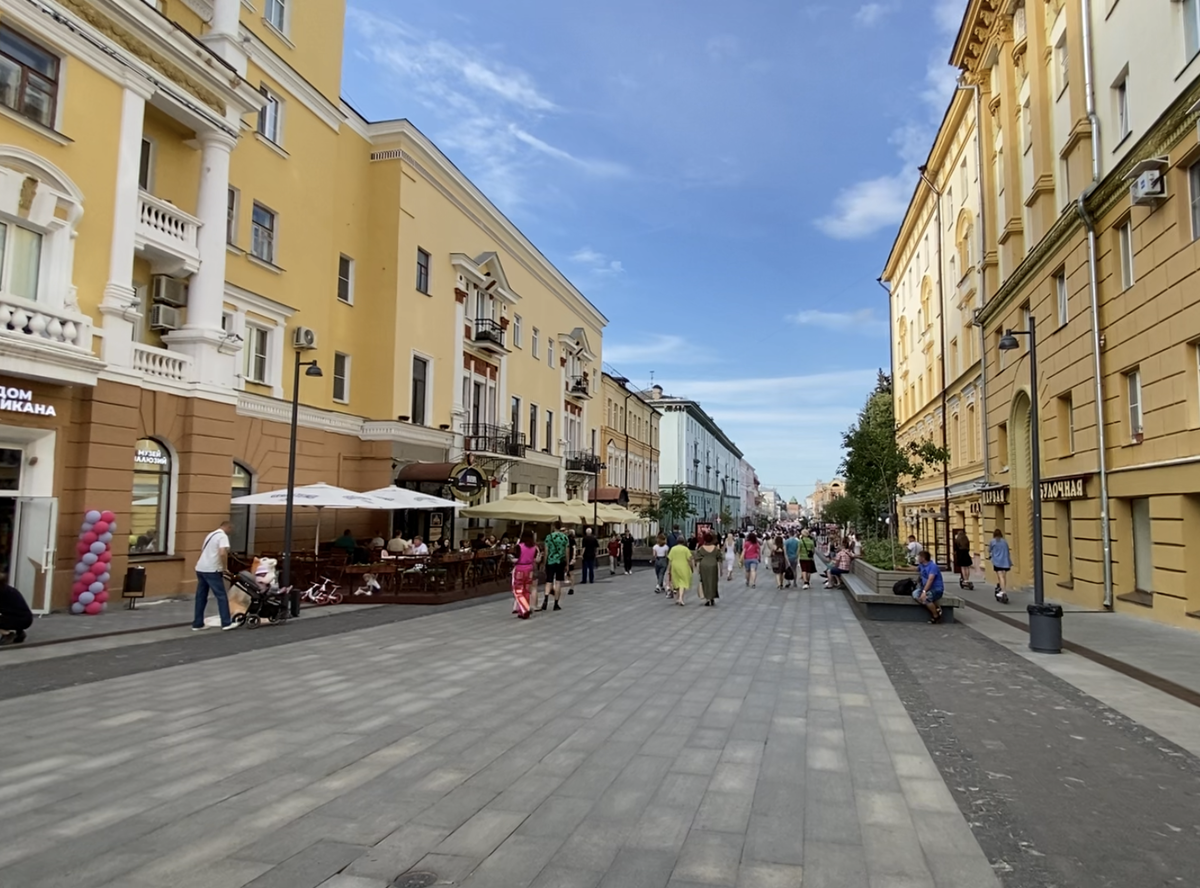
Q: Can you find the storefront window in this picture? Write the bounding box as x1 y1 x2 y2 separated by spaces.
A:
230 462 252 554
131 438 170 554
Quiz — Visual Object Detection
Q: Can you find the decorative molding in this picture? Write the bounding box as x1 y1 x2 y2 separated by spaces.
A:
240 25 343 132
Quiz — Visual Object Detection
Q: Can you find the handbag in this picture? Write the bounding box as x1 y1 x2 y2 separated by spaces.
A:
784 566 795 581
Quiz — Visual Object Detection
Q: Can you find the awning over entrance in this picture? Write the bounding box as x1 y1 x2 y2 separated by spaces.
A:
396 462 456 483
588 486 623 503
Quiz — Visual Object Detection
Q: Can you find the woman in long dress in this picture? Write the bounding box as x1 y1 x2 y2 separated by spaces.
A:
667 538 694 606
723 533 737 581
510 530 539 619
696 531 722 606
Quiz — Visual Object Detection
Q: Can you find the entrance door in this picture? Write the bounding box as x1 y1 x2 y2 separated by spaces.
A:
12 497 57 613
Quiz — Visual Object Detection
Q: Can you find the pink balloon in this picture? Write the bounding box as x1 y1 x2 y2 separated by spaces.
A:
76 541 89 555
71 581 85 595
98 551 112 563
101 510 116 523
95 591 109 603
81 532 98 545
93 521 110 535
84 602 102 615
71 590 81 602
81 572 96 586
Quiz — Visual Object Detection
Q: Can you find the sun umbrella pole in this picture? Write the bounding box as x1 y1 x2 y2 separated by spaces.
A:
315 506 322 556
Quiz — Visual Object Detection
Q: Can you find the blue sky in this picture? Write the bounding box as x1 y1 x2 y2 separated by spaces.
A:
341 0 963 501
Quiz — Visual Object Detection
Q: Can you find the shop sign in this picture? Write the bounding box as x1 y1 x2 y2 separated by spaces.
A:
981 486 1010 506
449 462 489 503
1040 475 1088 501
135 449 169 466
0 386 56 417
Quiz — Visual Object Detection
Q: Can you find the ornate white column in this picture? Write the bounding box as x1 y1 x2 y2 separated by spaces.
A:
99 80 153 372
163 130 239 388
202 0 247 74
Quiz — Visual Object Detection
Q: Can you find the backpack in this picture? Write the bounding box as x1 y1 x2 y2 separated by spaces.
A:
893 577 917 597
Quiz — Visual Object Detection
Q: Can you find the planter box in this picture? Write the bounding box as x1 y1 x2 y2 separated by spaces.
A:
852 558 919 595
839 557 962 622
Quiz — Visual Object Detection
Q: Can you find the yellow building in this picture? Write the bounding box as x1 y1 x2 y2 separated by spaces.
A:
937 0 1200 629
0 0 603 611
882 86 987 567
811 478 845 517
596 372 661 531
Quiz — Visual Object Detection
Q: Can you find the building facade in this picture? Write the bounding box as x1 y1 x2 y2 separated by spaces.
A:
882 85 987 567
811 478 846 517
0 0 602 611
739 458 760 527
920 0 1200 630
596 372 660 524
647 386 743 533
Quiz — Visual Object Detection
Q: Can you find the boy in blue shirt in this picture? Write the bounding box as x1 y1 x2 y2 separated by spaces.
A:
916 551 944 623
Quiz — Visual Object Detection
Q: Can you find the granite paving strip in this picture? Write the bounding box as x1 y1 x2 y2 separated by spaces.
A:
0 573 1000 888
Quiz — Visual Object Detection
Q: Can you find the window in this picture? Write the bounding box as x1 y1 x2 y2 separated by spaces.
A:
1126 369 1142 439
257 86 282 144
1186 0 1200 60
545 410 554 454
226 188 239 245
131 439 171 555
960 160 968 197
243 325 268 384
532 327 541 359
513 314 523 348
1115 76 1130 140
1131 497 1153 593
0 219 42 301
1055 270 1068 326
1055 36 1069 94
416 248 430 294
0 26 59 129
411 355 429 425
139 138 154 191
1058 393 1075 455
265 0 287 32
1189 162 1200 241
333 352 349 403
547 338 555 368
529 404 538 451
998 422 1009 470
1022 99 1032 152
230 463 253 555
1118 219 1134 290
337 255 354 304
511 396 521 431
251 203 276 264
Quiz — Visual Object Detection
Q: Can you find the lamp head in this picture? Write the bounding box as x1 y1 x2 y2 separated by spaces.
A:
305 363 324 377
998 330 1021 351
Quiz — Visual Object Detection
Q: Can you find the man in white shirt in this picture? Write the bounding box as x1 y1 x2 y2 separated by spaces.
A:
369 535 386 549
386 532 411 555
410 536 430 556
906 535 923 566
193 519 237 631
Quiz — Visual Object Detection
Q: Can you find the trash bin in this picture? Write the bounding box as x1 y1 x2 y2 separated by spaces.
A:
1027 603 1063 653
122 565 147 609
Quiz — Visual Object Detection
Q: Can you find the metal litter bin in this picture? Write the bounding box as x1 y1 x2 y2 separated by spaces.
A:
1028 603 1063 654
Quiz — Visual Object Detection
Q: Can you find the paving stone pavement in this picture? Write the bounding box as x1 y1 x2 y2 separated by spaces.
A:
0 573 1002 888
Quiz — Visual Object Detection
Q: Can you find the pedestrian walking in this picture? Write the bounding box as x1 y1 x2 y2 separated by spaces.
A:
510 530 540 619
566 529 577 594
621 531 634 575
770 535 788 588
695 531 721 606
667 525 681 548
905 535 922 565
581 527 599 584
742 532 760 587
783 531 800 588
953 529 975 590
667 536 694 606
916 550 945 623
652 533 670 593
723 532 737 580
797 529 817 589
540 521 569 611
607 534 620 575
193 519 237 631
0 572 33 646
987 528 1012 603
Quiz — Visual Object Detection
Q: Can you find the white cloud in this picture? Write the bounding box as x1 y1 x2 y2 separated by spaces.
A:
933 0 965 34
604 335 706 366
815 172 913 239
854 3 890 27
510 127 629 178
570 246 625 277
790 308 885 332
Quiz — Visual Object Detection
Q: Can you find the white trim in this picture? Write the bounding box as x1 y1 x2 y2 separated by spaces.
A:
333 351 350 404
242 23 342 132
236 391 456 447
256 83 283 145
337 254 355 305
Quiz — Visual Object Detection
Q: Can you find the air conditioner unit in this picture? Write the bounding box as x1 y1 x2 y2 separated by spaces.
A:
149 304 182 331
151 275 188 307
292 326 318 350
1130 170 1166 206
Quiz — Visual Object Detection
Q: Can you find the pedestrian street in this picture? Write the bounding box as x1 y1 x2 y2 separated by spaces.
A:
0 574 1001 888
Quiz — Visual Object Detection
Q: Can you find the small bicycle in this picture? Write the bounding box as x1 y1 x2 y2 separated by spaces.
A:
300 577 344 606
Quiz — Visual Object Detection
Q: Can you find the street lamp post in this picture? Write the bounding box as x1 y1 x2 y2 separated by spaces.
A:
998 317 1062 653
281 350 323 617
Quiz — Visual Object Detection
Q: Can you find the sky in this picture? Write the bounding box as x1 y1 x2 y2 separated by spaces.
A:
341 0 966 502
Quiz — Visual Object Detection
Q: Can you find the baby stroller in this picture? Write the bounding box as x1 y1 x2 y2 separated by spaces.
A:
227 557 289 627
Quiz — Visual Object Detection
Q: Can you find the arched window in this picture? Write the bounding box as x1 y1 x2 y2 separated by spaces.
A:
131 439 171 554
230 462 253 554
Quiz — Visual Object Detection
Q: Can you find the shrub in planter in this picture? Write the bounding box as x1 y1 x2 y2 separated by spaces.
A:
860 537 909 570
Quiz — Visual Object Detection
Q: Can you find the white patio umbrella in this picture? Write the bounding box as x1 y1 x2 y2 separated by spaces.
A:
361 487 463 510
230 482 393 551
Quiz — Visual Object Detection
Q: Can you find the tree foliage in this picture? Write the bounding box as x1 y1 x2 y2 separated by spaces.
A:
820 494 860 529
657 484 697 529
840 371 950 534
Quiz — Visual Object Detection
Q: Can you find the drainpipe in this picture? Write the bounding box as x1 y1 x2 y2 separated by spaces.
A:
1075 0 1114 608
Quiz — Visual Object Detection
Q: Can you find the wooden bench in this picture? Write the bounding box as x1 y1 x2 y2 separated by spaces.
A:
819 554 963 623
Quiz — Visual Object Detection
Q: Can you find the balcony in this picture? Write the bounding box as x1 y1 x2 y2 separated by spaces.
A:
463 422 526 458
0 293 102 386
471 318 509 355
567 375 592 400
132 343 193 386
135 191 202 275
565 451 601 474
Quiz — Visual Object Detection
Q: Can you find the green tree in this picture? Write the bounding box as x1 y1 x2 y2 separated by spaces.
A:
719 505 735 531
821 494 860 529
840 371 949 535
658 484 697 530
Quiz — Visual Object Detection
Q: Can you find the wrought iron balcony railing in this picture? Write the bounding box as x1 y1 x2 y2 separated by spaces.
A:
565 451 601 473
463 422 526 458
472 318 506 349
567 376 590 397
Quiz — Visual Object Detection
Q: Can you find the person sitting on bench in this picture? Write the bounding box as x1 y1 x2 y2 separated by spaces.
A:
0 572 33 646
